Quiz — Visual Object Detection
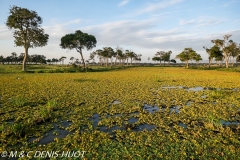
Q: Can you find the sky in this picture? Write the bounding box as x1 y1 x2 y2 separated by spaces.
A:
0 0 240 63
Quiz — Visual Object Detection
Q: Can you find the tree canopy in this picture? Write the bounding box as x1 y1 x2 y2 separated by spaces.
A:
175 48 197 68
60 30 97 69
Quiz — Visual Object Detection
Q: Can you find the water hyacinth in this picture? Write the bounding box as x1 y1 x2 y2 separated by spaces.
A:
0 67 239 159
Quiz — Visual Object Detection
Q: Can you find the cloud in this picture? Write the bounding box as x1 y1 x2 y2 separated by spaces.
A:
81 19 195 50
118 0 129 7
179 17 227 27
0 25 14 40
132 0 184 16
42 19 84 43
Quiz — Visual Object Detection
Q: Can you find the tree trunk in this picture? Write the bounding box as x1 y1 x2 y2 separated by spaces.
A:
225 56 229 68
131 58 132 65
232 57 235 67
79 49 86 70
115 58 117 65
208 58 212 68
186 60 189 68
22 47 28 71
106 58 108 67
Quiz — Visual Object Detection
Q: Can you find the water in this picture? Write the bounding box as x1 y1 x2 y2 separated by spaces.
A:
188 87 204 91
112 100 121 105
128 117 139 123
89 113 100 127
28 121 72 144
178 122 187 128
89 112 156 134
170 106 181 114
221 120 239 126
161 86 239 92
143 104 160 113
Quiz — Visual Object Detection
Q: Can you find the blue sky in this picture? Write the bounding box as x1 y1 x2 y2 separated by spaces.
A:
0 0 240 63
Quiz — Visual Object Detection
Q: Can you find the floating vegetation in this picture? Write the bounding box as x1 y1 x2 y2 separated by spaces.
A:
11 96 27 107
1 67 240 159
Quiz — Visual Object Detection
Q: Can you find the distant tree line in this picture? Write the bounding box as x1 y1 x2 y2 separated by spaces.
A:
88 46 142 66
152 51 176 66
0 53 70 65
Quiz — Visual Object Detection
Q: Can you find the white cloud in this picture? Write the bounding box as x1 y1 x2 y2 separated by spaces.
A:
179 17 227 27
118 0 130 7
0 25 14 40
132 0 184 16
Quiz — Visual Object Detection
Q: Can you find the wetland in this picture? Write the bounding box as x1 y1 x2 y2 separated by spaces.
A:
0 67 240 159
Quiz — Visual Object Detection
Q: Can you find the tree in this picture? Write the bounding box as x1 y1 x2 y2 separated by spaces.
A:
155 51 165 65
175 48 197 68
162 51 172 66
193 54 202 64
211 34 237 68
231 43 240 66
0 55 4 64
60 30 97 70
6 6 49 71
170 59 176 63
89 52 95 63
95 49 103 66
102 47 114 66
59 56 66 65
152 57 161 63
135 54 142 65
115 46 123 65
237 55 240 64
70 57 75 64
126 50 136 65
203 45 223 68
11 52 17 64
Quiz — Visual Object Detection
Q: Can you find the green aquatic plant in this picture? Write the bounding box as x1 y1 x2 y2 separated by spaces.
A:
1 67 240 158
11 96 27 107
206 113 222 128
9 122 26 138
210 89 225 99
47 99 58 111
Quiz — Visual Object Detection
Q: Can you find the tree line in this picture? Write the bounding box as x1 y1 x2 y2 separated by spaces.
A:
174 35 240 68
0 53 70 65
88 47 142 66
3 6 240 71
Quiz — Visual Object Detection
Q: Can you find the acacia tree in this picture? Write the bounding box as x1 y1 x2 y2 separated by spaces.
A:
203 45 223 68
6 6 49 71
162 51 172 66
211 34 237 68
231 43 240 66
60 30 97 70
115 46 124 65
59 56 66 65
155 51 165 65
126 50 136 65
175 48 197 68
193 54 202 64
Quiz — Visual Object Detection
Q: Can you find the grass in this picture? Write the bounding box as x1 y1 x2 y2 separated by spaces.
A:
0 64 131 73
0 66 239 159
